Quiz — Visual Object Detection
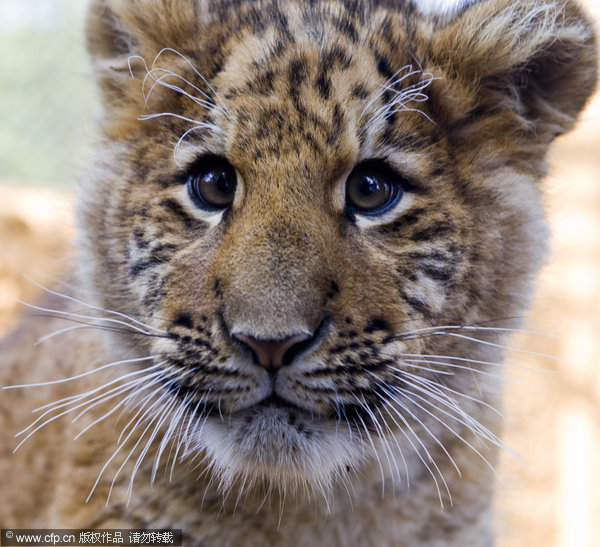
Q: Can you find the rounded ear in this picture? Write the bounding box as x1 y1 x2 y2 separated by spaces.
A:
86 0 203 106
430 0 597 142
86 0 135 61
86 0 142 109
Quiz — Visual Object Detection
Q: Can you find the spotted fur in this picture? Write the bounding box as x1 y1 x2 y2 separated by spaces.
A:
1 0 596 545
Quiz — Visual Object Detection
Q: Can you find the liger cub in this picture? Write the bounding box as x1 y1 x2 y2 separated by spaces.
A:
0 0 596 545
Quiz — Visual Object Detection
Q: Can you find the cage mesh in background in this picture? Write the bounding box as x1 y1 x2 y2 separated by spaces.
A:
0 0 98 188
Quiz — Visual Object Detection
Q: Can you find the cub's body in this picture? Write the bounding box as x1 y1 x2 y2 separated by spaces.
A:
1 0 596 545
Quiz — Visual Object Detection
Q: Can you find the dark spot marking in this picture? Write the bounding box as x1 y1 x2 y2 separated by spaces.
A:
409 222 455 242
401 292 432 318
133 228 148 249
364 318 390 334
129 258 162 277
420 265 453 283
174 313 194 329
375 53 395 81
327 280 339 299
352 83 370 100
316 73 331 100
160 198 196 229
213 279 223 299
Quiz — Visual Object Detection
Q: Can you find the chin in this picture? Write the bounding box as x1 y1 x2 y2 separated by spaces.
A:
194 403 367 498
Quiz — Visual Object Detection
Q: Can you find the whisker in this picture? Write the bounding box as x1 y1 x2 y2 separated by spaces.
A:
396 360 545 391
144 68 224 113
70 370 166 424
12 375 152 454
151 47 229 116
4 356 157 390
380 403 448 507
72 377 163 441
400 371 504 417
419 331 559 361
152 394 190 483
127 397 179 503
14 298 163 338
15 363 164 439
397 386 509 476
350 401 387 497
392 324 557 339
356 394 396 497
400 352 557 373
21 275 167 334
100 390 174 505
397 379 507 451
369 374 462 479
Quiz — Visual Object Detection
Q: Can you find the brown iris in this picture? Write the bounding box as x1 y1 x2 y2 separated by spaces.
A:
345 162 403 215
188 158 237 211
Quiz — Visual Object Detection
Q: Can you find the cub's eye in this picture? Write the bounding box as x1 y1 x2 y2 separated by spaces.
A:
345 162 404 215
187 157 237 211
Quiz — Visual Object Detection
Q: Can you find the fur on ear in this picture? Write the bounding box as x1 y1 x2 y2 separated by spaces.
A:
428 0 597 144
85 0 210 135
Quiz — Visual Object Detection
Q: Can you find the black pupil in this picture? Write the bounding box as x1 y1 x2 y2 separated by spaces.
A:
349 170 392 211
206 169 232 195
358 174 384 198
195 165 236 207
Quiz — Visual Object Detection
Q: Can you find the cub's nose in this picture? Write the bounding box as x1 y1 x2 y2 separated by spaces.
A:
233 332 313 371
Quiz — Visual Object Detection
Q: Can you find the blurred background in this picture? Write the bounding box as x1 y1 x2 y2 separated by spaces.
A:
0 1 598 544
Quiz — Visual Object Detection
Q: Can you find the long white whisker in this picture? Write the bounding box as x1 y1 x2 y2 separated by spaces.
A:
116 367 186 445
14 298 162 337
400 371 504 417
394 324 557 339
138 112 212 125
400 352 556 373
396 360 544 391
144 68 225 114
101 390 174 505
21 275 167 334
357 394 396 496
15 364 164 438
380 403 448 507
152 395 190 483
72 379 159 441
12 376 148 453
428 331 559 361
71 370 165 424
173 123 221 166
359 64 414 118
34 324 95 345
151 47 229 116
4 356 157 390
396 379 510 457
373 404 407 486
351 402 387 496
127 397 179 503
371 376 461 479
398 386 506 476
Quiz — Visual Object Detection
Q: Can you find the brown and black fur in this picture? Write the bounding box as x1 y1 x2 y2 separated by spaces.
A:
1 1 596 545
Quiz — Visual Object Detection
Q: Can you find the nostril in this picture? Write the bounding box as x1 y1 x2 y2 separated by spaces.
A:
233 332 313 371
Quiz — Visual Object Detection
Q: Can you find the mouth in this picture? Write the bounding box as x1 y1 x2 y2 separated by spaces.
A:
254 393 306 413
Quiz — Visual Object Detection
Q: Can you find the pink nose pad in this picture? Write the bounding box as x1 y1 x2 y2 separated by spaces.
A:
233 332 313 370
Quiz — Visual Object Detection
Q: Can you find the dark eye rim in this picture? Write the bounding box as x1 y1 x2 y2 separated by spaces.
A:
186 155 237 212
345 160 406 217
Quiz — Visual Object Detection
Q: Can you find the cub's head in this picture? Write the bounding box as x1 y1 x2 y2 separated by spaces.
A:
81 0 596 498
